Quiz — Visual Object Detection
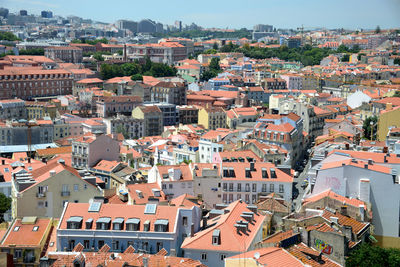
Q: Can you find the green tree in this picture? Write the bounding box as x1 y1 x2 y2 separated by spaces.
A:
18 48 44 55
209 57 221 72
346 243 400 267
0 32 21 41
92 52 104 61
0 193 11 222
213 42 219 50
363 116 378 140
341 54 350 62
116 125 129 139
131 74 143 81
394 58 400 65
375 25 381 34
393 91 400 97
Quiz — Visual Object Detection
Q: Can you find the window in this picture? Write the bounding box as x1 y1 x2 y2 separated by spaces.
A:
201 253 207 261
112 240 119 250
270 184 274 192
169 184 173 189
262 184 267 192
279 184 284 193
14 249 22 259
156 242 163 252
182 216 188 226
237 183 241 192
84 240 90 249
74 184 79 192
252 184 257 192
98 240 104 249
220 254 226 261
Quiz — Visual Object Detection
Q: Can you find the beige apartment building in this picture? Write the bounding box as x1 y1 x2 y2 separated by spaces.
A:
11 159 102 218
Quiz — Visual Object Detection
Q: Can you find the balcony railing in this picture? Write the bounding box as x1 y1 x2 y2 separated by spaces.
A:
36 192 46 198
61 191 70 197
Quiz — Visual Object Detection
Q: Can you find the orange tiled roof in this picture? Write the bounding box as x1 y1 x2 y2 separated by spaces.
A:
181 200 266 252
303 189 366 208
1 218 51 247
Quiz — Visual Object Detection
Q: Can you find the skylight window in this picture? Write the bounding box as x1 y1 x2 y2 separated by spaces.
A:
32 226 39 232
88 202 102 212
144 203 157 214
13 226 20 231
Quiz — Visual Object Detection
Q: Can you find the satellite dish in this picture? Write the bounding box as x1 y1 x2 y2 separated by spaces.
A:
254 252 260 260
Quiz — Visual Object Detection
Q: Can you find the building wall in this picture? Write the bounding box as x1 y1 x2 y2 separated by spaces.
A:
13 169 102 218
377 107 400 141
313 166 400 241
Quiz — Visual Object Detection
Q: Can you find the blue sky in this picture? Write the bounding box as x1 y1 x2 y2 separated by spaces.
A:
2 0 400 29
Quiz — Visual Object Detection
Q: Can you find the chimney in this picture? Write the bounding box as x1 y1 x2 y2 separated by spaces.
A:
28 158 31 163
317 252 323 263
386 102 393 111
1 159 4 165
345 143 350 150
202 217 207 229
384 155 388 163
190 223 194 237
330 216 339 224
49 170 56 176
58 159 65 165
368 159 373 165
340 205 348 216
142 257 148 267
364 164 368 169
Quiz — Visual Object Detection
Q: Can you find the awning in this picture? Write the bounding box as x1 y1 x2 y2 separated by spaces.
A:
67 216 83 223
126 218 140 224
112 218 124 224
96 217 111 224
155 219 169 225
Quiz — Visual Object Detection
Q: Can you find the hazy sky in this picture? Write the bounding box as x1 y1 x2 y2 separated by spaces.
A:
2 0 400 29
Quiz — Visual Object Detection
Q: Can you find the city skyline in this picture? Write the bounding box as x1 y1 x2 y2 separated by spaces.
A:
2 0 400 30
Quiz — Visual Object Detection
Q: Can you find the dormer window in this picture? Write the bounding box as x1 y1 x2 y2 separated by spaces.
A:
262 168 268 178
126 218 140 231
154 219 169 232
96 217 111 230
112 218 124 230
245 168 251 178
212 229 221 245
67 217 83 229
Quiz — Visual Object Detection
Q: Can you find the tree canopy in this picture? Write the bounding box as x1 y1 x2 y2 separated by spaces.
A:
0 31 21 41
200 57 222 81
100 58 176 80
346 243 400 267
0 193 11 222
362 116 378 140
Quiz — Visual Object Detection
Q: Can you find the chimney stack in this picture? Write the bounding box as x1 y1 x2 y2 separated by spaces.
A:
202 217 207 229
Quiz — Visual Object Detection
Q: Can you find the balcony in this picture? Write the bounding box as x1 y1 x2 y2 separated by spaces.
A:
24 255 36 263
36 192 46 198
61 191 70 197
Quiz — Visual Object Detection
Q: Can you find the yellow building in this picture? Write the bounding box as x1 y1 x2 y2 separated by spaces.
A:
198 106 226 130
0 217 53 267
12 160 103 219
26 101 58 119
377 105 400 141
